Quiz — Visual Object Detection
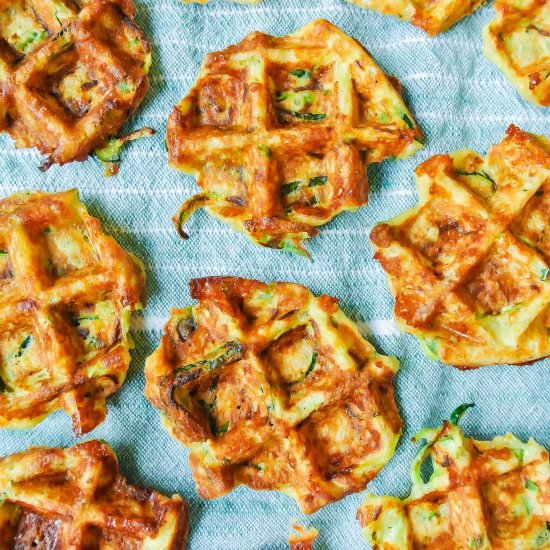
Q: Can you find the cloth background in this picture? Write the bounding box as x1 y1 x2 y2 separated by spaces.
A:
1 0 549 548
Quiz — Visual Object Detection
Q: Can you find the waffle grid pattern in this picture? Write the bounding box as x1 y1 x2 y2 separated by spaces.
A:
0 440 189 547
358 419 550 548
0 0 151 167
0 189 144 435
483 0 550 107
167 19 422 254
0 1 549 547
371 125 550 367
145 276 402 514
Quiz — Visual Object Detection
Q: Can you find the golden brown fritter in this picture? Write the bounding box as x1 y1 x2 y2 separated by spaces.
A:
371 125 550 367
289 523 318 550
483 0 550 107
358 405 550 549
0 0 152 169
346 0 487 36
0 440 188 549
144 276 402 514
0 189 145 435
167 19 422 256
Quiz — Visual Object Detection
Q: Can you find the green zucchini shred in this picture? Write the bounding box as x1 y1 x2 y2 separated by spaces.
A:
94 127 155 162
177 341 244 375
309 176 328 187
258 145 272 159
402 113 415 129
215 422 230 435
290 68 311 80
175 193 214 239
289 349 318 385
525 480 539 492
277 108 326 121
199 397 230 437
75 315 100 323
282 181 302 194
456 170 498 192
15 335 32 358
420 337 439 360
470 536 484 549
513 448 524 464
449 402 475 426
282 175 328 195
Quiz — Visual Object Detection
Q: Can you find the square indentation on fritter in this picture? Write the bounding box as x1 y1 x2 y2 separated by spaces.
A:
407 197 491 279
0 326 46 394
28 39 110 123
28 222 98 282
0 0 47 59
271 63 333 127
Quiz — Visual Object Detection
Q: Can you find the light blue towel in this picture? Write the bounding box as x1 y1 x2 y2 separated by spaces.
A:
0 1 549 548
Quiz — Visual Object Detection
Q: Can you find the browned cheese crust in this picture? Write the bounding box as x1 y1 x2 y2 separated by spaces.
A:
358 414 550 548
371 125 550 367
0 0 151 168
0 440 189 549
144 276 402 514
483 0 550 106
0 189 145 434
166 19 422 255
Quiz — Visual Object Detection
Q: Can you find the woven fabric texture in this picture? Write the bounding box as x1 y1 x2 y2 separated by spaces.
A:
0 1 549 548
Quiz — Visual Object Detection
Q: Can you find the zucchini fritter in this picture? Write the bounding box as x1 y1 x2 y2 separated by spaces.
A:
483 0 550 107
345 0 487 36
144 276 402 514
167 19 422 256
358 406 550 549
289 523 318 550
0 440 189 549
0 0 152 169
0 189 145 435
371 125 550 367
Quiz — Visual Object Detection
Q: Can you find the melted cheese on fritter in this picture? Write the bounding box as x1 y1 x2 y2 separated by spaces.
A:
358 414 550 549
167 19 422 256
0 0 152 168
484 0 550 106
0 189 145 434
0 440 189 548
145 276 402 513
371 125 550 367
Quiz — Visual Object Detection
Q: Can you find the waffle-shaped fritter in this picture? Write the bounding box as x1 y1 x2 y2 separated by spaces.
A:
0 0 152 169
289 523 318 550
167 19 422 256
483 0 550 107
345 0 486 36
371 125 550 368
358 406 550 549
144 276 402 514
0 440 189 548
0 189 144 434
